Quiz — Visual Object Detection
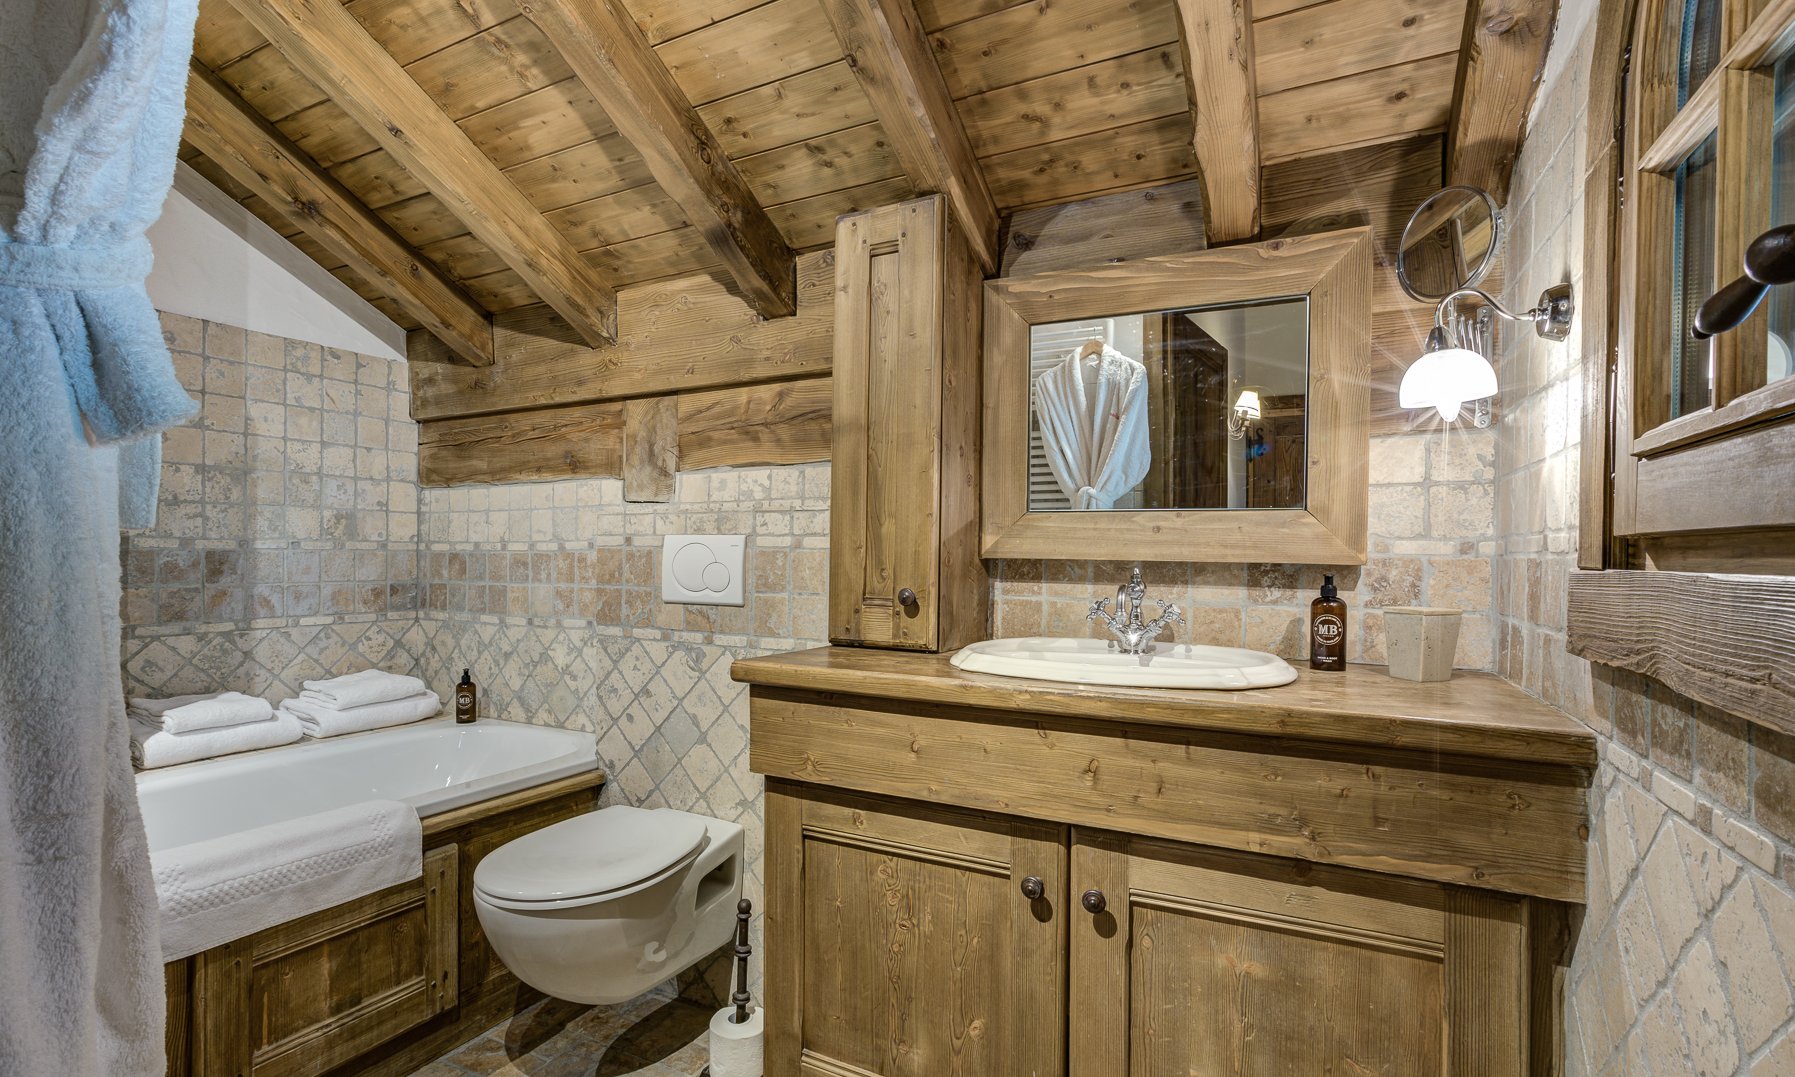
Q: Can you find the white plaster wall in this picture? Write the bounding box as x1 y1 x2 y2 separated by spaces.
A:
145 163 406 362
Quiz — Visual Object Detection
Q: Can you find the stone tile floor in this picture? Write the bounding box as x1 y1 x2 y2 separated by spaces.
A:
411 991 713 1077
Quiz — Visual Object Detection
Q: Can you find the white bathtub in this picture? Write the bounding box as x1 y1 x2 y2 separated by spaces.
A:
135 718 598 854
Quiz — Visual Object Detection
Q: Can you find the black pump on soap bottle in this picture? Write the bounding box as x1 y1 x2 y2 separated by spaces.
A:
455 668 477 724
1309 575 1347 672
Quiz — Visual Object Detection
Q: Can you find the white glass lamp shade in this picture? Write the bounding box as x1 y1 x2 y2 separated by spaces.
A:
1399 341 1497 422
1232 387 1263 421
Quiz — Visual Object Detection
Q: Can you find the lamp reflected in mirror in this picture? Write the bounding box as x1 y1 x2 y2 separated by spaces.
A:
1228 386 1263 440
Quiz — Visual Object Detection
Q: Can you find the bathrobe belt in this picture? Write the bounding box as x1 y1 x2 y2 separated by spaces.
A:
0 236 154 290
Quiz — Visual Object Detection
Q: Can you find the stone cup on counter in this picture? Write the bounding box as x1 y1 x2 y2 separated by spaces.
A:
1384 607 1463 682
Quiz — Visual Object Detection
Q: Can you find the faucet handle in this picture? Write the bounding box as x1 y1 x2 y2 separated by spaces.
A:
1159 602 1185 627
1088 597 1110 622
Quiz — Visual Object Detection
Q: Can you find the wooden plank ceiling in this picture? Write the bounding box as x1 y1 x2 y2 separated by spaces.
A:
182 0 1503 348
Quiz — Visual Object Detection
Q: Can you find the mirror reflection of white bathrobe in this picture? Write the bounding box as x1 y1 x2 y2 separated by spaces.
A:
1033 345 1151 509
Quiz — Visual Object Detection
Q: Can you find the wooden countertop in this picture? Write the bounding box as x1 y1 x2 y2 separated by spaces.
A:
731 647 1597 768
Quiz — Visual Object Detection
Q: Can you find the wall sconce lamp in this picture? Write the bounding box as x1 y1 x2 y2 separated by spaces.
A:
1228 386 1262 440
1398 283 1575 424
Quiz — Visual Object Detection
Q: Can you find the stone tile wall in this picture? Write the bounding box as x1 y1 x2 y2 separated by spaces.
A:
122 314 422 700
990 425 1500 669
411 463 834 978
1499 13 1795 1073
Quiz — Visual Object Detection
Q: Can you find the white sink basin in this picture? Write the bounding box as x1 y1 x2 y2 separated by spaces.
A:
950 637 1299 690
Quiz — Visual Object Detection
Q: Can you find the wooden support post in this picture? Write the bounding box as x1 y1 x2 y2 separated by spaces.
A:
1173 0 1261 244
623 395 679 502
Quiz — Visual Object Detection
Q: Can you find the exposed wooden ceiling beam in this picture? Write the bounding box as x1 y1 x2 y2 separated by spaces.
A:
183 61 495 366
819 0 999 272
512 0 796 319
1446 0 1555 204
1174 0 1261 244
223 0 619 346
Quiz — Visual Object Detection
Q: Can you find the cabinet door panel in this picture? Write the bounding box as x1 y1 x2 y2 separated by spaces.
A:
766 782 1067 1077
831 201 942 650
1071 831 1528 1077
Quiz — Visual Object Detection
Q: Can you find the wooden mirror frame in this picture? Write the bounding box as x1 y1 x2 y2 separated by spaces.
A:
980 228 1373 564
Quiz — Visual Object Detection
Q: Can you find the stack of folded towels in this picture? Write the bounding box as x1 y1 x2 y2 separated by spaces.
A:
280 669 441 738
128 691 303 769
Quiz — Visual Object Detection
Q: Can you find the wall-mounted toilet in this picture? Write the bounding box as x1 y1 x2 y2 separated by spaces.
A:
472 805 744 1005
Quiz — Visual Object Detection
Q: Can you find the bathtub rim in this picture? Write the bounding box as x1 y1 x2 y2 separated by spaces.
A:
134 716 601 827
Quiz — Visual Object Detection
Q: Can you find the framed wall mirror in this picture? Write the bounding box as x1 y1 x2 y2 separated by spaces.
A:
981 229 1373 564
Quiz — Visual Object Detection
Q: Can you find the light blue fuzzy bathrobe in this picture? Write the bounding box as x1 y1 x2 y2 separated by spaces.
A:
0 1 200 1073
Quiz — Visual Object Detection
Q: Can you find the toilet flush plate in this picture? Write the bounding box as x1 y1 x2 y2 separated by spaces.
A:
661 535 746 606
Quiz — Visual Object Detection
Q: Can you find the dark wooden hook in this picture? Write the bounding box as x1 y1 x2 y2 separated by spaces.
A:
1694 224 1795 339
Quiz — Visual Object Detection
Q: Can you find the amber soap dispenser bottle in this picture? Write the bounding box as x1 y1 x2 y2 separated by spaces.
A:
455 668 477 724
1309 575 1346 671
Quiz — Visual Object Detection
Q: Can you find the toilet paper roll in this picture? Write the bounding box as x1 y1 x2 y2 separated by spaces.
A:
709 1005 764 1077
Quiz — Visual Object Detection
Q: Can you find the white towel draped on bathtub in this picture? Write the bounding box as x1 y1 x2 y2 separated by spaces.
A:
151 799 423 961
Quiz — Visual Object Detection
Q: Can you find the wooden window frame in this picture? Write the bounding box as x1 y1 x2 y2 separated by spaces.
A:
1572 0 1795 734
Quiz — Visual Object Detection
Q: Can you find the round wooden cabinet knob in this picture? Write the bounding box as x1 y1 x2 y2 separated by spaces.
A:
897 587 918 608
1020 876 1045 900
1081 889 1107 915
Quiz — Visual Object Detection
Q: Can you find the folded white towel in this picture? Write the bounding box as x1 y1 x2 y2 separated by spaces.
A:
129 711 303 769
280 690 442 738
151 799 423 961
300 669 430 709
127 691 273 735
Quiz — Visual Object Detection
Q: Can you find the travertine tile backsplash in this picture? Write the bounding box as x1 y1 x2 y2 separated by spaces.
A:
990 423 1499 670
121 315 423 700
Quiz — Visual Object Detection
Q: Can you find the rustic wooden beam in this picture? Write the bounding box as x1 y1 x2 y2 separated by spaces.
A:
622 395 679 502
818 0 1000 271
999 178 1208 276
417 377 832 486
225 0 619 346
182 63 495 366
1173 0 1260 244
408 250 837 421
1568 569 1795 738
1446 0 1555 204
418 402 625 486
513 0 797 319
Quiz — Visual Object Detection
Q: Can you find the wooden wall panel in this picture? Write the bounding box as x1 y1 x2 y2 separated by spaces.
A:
418 402 625 486
678 378 833 471
410 251 836 419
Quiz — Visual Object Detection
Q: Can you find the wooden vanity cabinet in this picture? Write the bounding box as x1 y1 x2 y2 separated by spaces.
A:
740 649 1595 1077
764 785 1067 1077
829 195 986 652
765 786 1553 1077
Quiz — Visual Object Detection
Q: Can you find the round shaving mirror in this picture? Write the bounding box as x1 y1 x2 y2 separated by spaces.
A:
1396 185 1503 302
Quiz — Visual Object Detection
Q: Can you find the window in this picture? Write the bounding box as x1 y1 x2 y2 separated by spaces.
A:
1612 0 1795 552
1573 0 1795 733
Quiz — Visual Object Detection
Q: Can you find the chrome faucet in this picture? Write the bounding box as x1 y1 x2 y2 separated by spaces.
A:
1088 567 1184 655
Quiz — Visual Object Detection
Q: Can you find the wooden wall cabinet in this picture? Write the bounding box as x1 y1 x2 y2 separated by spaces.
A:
830 195 987 652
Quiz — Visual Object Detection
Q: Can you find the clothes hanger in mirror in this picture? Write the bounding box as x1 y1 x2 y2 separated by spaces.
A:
1078 339 1104 360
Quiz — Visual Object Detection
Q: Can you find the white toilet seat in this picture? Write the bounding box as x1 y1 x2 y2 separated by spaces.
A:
473 805 708 909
